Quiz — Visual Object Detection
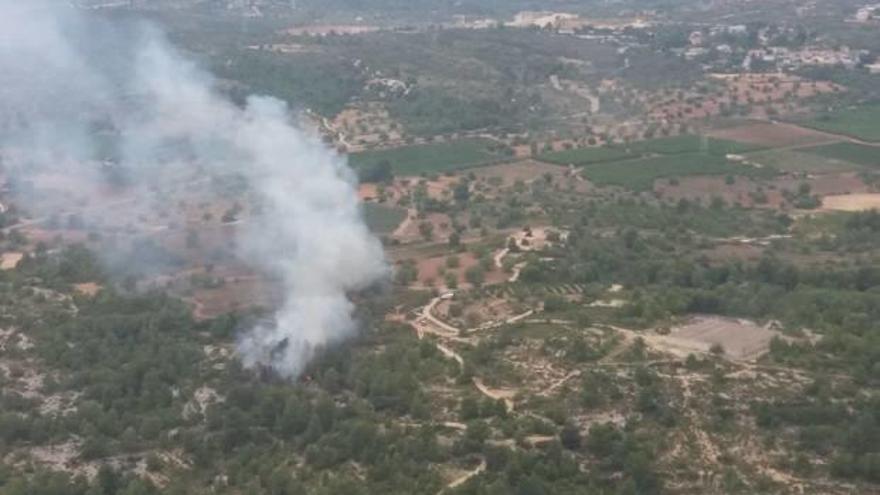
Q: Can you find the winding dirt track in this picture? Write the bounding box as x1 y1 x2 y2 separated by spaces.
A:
412 294 519 411
439 457 486 493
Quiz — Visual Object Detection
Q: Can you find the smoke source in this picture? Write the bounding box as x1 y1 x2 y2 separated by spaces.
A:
0 1 387 378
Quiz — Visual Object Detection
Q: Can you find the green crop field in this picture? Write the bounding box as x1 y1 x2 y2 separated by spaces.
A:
745 148 865 173
537 146 634 165
800 142 880 168
801 105 880 142
362 202 407 234
625 135 767 156
625 135 706 155
348 139 502 175
581 153 776 191
704 137 769 155
539 135 767 168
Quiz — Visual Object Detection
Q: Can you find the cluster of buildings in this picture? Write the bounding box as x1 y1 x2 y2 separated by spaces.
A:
364 78 411 99
678 21 876 74
503 11 653 34
742 46 868 71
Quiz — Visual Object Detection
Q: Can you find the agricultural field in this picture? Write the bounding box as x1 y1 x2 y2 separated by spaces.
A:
745 148 864 173
348 138 505 175
538 135 768 169
800 105 880 142
799 142 880 168
537 146 634 166
624 135 767 156
707 121 838 148
580 152 776 191
362 202 408 234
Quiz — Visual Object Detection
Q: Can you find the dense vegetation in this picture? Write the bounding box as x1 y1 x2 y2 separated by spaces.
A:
213 50 364 116
0 244 669 495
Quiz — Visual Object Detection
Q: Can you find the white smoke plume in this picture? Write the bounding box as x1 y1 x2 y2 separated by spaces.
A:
0 1 388 378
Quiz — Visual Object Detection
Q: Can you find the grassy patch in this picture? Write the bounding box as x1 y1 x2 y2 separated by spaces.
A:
746 149 864 173
581 153 776 191
799 142 880 168
363 202 407 234
801 105 880 142
348 139 501 175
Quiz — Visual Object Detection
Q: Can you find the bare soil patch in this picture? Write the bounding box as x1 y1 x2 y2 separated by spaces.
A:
707 122 837 148
0 252 23 270
73 282 102 297
821 193 880 212
658 316 781 361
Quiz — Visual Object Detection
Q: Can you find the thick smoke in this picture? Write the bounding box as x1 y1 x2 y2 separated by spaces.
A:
0 1 387 378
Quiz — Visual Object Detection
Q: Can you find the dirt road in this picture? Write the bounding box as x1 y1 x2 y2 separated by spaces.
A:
412 294 517 410
440 457 486 493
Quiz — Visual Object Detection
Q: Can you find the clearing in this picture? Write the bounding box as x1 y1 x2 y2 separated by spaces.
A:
653 316 783 361
821 193 880 212
1 252 23 270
